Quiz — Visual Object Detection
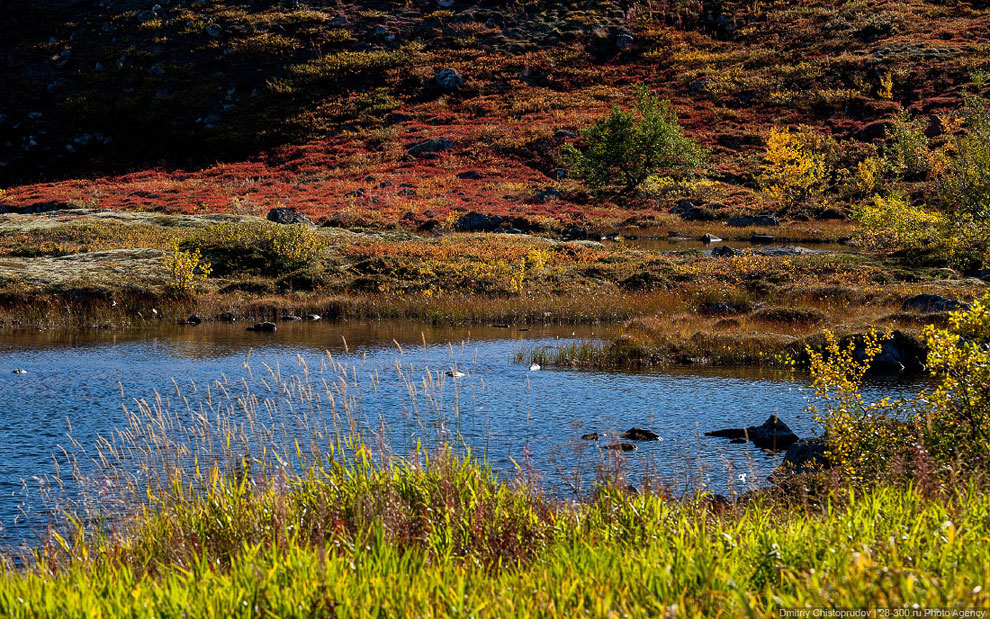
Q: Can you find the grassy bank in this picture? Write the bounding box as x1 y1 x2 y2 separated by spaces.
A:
0 210 981 337
2 460 988 617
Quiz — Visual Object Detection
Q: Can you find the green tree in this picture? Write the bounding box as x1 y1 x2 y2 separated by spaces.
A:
938 103 990 221
564 85 704 197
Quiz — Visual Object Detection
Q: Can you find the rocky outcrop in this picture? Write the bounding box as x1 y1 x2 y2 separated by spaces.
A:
706 415 799 451
267 208 313 226
852 330 926 374
407 137 452 159
620 427 660 441
434 68 464 91
246 321 276 332
455 211 504 232
769 436 829 482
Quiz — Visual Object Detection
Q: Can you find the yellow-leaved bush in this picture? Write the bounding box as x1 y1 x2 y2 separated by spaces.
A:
807 328 911 480
758 126 830 206
809 293 990 480
921 294 990 461
163 242 212 293
853 194 990 271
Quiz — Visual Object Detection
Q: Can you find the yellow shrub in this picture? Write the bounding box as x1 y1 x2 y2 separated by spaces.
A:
758 127 829 205
163 242 211 293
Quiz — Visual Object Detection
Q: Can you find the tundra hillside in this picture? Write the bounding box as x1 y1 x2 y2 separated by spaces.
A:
2 0 989 363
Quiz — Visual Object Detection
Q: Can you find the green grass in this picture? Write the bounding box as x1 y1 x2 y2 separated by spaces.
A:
3 459 989 617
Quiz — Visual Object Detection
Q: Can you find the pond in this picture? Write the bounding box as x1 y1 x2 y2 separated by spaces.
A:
0 321 921 543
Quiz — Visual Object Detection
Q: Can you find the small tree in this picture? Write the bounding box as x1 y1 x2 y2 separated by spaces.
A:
938 104 990 221
163 242 211 293
758 126 830 206
564 85 704 197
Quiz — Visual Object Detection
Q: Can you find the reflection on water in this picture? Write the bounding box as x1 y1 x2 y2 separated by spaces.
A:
0 321 920 543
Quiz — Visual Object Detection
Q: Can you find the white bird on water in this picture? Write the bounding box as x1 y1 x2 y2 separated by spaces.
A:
529 363 541 371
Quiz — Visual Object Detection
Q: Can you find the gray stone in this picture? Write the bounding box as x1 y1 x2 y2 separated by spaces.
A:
267 207 314 226
434 68 464 90
706 415 799 451
407 137 452 158
530 188 562 204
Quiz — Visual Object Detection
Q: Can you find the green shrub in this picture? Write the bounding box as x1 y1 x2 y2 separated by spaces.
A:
853 192 990 271
885 110 931 178
189 221 327 277
563 85 704 197
937 102 990 221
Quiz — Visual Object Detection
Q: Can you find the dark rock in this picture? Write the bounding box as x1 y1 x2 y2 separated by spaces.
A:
711 245 736 258
901 294 970 314
604 441 637 452
247 322 277 332
769 436 829 482
701 233 723 244
706 415 799 451
852 330 926 374
554 130 578 139
455 211 503 232
620 427 660 441
457 170 481 179
561 225 590 240
187 314 202 325
281 315 302 322
615 33 635 51
673 200 716 222
267 208 314 226
581 433 599 441
750 234 776 244
407 137 452 158
434 68 464 90
530 188 563 204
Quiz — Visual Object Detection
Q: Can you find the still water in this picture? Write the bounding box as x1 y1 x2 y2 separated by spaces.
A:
0 321 919 542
